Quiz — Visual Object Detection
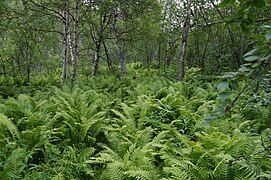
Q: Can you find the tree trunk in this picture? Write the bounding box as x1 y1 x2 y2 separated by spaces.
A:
72 0 79 83
68 31 74 67
178 0 192 81
113 15 127 77
103 40 114 72
193 4 200 69
61 0 70 84
92 42 101 76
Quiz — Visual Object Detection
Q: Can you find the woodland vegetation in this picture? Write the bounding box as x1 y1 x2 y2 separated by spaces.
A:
0 0 271 179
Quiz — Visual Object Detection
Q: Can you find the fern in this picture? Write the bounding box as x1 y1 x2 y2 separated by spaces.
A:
0 69 270 179
0 114 20 140
0 148 28 179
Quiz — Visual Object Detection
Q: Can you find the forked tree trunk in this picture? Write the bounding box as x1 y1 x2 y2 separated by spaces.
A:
178 0 192 81
61 0 70 84
91 9 110 76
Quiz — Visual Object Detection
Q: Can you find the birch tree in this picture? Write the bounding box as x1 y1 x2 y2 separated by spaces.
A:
178 0 192 81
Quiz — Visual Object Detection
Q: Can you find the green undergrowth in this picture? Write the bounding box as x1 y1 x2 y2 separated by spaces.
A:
0 68 270 179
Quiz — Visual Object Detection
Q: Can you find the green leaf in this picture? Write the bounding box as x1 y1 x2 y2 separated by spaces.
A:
262 25 271 29
218 92 231 100
261 55 271 61
244 48 258 57
244 56 259 62
217 81 229 91
252 0 266 8
239 66 251 73
221 72 239 79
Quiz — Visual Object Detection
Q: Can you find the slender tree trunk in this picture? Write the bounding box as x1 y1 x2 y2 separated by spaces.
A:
92 21 104 75
103 40 114 72
178 0 192 81
157 0 169 73
72 0 79 83
61 0 70 84
113 15 127 77
68 32 74 66
193 4 200 69
90 8 109 76
92 42 101 76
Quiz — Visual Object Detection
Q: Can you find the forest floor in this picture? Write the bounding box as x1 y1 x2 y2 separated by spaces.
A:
0 67 271 179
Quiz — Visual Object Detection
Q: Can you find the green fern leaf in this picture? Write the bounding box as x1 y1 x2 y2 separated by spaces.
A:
0 114 20 139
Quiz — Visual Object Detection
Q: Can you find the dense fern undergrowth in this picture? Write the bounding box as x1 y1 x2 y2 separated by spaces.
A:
0 67 271 179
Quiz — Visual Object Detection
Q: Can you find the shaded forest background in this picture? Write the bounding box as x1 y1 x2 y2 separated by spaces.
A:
0 0 270 84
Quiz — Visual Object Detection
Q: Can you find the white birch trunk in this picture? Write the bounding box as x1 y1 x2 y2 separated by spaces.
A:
113 15 127 77
72 0 79 82
61 0 70 84
178 0 192 81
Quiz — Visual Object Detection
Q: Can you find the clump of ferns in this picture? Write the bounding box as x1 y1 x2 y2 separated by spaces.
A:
90 133 159 179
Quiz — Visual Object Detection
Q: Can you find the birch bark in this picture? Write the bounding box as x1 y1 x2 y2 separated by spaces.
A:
178 0 192 81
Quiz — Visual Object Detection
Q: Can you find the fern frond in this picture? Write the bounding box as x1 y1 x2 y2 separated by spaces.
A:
212 155 234 180
0 114 20 139
257 171 271 179
0 148 28 179
100 162 124 180
125 170 156 180
163 167 190 180
234 158 258 180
